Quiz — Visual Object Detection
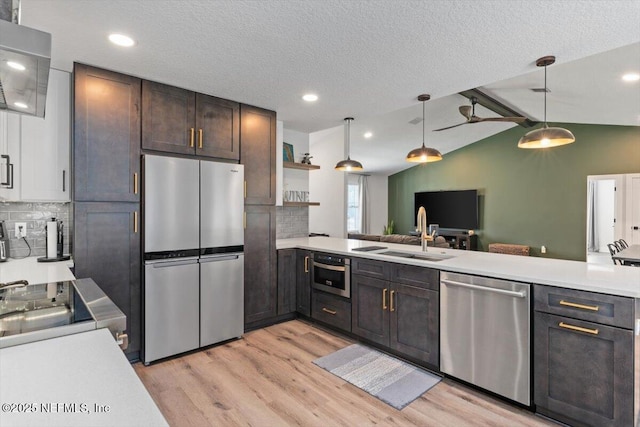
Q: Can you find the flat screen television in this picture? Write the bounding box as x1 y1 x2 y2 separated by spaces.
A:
414 189 478 231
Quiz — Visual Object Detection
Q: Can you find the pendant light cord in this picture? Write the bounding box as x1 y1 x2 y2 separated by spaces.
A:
422 99 426 148
543 64 547 124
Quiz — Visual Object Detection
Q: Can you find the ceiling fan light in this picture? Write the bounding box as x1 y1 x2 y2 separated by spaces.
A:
406 145 443 163
517 126 575 149
334 157 364 171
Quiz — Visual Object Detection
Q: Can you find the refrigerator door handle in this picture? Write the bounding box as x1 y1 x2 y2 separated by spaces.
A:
147 258 200 268
199 254 241 263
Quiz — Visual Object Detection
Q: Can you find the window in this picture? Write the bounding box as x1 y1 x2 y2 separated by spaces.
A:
347 181 361 233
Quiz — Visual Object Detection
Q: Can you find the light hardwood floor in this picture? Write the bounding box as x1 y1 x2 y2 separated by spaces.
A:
134 320 556 427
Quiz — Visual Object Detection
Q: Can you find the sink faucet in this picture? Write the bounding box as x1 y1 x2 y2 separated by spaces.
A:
0 280 29 290
417 206 428 252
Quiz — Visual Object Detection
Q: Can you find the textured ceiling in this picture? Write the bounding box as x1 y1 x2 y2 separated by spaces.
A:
18 0 640 174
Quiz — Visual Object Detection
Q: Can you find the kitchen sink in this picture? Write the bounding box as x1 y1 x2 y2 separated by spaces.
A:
379 250 454 262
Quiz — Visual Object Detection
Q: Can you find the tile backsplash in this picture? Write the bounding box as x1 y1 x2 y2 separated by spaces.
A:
276 206 308 239
0 202 72 258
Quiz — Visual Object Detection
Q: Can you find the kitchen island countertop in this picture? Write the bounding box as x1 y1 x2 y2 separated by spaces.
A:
0 256 74 284
277 237 640 298
0 328 168 427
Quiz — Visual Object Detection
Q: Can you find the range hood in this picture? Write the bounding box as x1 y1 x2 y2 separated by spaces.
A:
0 0 51 117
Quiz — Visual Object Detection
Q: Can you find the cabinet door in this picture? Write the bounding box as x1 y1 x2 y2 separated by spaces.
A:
295 249 312 316
195 94 239 160
74 202 141 360
0 111 20 200
389 283 439 367
244 205 276 325
240 104 276 205
534 311 634 427
21 69 71 201
74 64 141 202
141 80 196 155
351 274 389 346
277 249 297 316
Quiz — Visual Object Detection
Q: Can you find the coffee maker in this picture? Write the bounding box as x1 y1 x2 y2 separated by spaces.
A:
0 220 10 262
37 218 70 262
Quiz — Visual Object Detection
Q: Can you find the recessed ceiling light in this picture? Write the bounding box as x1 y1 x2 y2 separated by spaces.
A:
622 73 640 82
7 61 25 71
108 33 135 47
302 94 318 102
363 132 373 138
14 102 28 109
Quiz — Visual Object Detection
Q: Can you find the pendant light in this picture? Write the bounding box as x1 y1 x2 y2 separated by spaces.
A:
335 117 363 171
406 94 443 163
518 56 575 149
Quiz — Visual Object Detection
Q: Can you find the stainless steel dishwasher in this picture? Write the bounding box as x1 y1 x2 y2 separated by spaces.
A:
440 271 530 406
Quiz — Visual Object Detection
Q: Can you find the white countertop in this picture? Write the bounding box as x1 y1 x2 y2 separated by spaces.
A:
277 237 640 298
0 256 75 284
0 328 168 427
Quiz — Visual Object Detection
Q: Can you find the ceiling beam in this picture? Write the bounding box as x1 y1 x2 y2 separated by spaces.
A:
459 88 537 128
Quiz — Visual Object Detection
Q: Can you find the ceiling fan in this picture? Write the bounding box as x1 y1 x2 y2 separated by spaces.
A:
433 97 527 131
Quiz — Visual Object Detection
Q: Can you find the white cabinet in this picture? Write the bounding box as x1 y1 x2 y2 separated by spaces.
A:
0 69 70 202
20 69 71 202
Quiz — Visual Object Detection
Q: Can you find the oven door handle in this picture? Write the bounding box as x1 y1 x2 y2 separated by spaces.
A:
313 261 346 272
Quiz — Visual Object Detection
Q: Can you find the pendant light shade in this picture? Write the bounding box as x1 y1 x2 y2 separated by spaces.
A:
335 117 363 171
406 94 442 163
518 56 575 149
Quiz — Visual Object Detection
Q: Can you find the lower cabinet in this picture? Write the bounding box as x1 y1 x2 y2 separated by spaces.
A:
276 249 297 316
295 249 312 316
351 273 439 368
534 285 635 427
311 290 351 332
244 205 277 326
74 202 141 360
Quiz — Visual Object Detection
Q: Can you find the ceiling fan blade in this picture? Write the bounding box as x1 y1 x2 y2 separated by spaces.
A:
476 117 527 123
459 105 472 120
433 122 467 132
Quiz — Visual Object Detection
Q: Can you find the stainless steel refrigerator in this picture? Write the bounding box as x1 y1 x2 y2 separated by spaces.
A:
143 154 244 364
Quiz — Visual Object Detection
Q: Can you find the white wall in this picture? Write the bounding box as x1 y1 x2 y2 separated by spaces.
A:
283 128 310 196
595 179 615 252
367 174 388 235
309 126 346 237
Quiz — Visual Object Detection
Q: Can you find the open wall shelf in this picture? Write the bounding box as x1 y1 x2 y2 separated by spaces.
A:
283 162 320 171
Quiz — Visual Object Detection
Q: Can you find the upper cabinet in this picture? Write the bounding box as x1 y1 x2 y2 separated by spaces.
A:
241 104 276 205
141 80 239 160
73 63 141 202
0 69 71 202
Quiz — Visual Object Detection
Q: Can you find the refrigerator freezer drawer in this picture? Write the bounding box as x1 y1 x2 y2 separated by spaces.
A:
144 259 200 364
200 254 244 347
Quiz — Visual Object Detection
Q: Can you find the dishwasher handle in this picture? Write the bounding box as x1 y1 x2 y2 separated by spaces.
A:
441 279 527 298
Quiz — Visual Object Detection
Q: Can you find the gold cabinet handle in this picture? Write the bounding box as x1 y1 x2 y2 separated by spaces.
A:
198 129 203 149
382 288 388 310
559 300 599 312
189 128 195 148
558 322 598 335
244 180 247 198
390 290 396 312
133 172 138 195
304 256 309 273
322 307 337 315
243 211 246 229
134 211 138 233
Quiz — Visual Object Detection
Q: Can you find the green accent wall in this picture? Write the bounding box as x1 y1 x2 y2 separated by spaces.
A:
388 123 640 261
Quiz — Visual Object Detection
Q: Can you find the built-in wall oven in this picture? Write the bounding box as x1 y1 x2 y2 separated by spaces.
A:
311 253 350 298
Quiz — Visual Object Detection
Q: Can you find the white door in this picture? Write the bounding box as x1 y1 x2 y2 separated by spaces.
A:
626 174 640 245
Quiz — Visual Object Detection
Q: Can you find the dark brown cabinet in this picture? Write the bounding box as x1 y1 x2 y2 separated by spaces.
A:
277 249 297 316
240 104 276 205
351 258 439 368
244 205 277 327
74 202 141 360
534 285 635 427
296 249 312 316
141 80 240 160
73 63 142 361
73 63 141 202
311 290 351 332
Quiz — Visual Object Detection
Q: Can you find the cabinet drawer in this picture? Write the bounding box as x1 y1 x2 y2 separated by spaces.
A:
534 285 634 329
390 264 439 291
351 257 389 280
312 290 351 332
